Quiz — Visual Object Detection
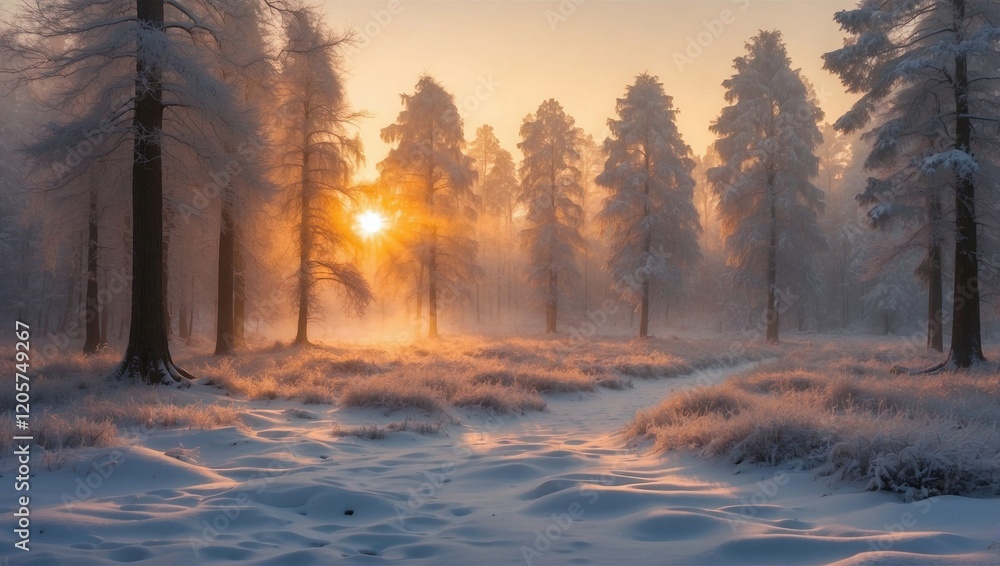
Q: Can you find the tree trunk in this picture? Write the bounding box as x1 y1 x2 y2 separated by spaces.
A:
766 176 779 343
638 159 652 339
639 279 650 338
428 239 439 338
83 188 101 354
214 197 235 356
178 298 189 341
841 243 849 328
413 263 424 338
59 232 80 333
186 276 194 344
99 300 109 348
927 195 944 352
113 0 189 383
295 144 311 346
948 12 985 367
163 201 173 335
234 226 246 349
545 271 557 333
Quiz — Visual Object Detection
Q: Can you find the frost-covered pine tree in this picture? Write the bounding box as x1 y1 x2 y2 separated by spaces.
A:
4 0 252 382
576 132 605 313
471 124 518 322
206 0 275 355
518 99 585 334
823 0 1000 368
379 75 478 338
276 9 371 346
709 31 826 343
596 73 701 338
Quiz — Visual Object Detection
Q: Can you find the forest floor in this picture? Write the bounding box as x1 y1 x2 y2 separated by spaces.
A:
2 333 1000 564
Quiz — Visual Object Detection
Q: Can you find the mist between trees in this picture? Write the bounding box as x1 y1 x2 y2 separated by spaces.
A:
1 0 999 382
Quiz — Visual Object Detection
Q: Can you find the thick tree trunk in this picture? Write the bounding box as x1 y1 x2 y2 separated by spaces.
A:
83 188 101 354
178 298 189 341
163 202 173 335
948 18 984 367
113 0 189 383
234 227 246 349
927 195 944 352
545 271 557 333
214 197 235 356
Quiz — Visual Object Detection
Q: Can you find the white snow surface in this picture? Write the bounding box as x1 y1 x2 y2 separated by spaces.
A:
4 365 999 565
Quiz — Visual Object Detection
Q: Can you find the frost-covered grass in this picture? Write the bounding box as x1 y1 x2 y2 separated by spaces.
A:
198 335 773 414
0 350 242 452
626 338 1000 499
6 334 771 454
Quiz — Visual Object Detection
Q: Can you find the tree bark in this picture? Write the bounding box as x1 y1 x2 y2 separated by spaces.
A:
428 238 439 338
294 144 311 346
948 7 985 367
178 297 189 341
113 0 189 383
546 271 557 333
233 226 246 349
766 174 779 343
927 194 944 352
214 196 235 356
99 297 109 348
163 201 173 335
638 152 652 339
83 188 101 354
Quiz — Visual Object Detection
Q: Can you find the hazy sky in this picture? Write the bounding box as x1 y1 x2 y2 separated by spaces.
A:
0 0 859 177
324 0 858 180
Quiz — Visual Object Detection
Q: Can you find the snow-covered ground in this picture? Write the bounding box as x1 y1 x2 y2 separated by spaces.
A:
4 339 999 565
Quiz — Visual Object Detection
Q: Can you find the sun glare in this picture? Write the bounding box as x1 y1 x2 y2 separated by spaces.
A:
357 210 386 237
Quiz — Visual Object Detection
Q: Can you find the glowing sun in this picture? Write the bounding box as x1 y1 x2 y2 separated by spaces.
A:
357 210 386 237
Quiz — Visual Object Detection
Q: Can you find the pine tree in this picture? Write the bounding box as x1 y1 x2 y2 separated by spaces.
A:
276 9 372 346
710 30 827 342
518 99 585 333
210 0 274 355
823 0 1000 368
471 125 518 323
576 132 605 314
6 0 253 382
596 73 701 338
379 75 479 338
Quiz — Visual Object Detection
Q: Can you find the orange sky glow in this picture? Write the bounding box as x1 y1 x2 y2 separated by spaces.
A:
324 0 858 180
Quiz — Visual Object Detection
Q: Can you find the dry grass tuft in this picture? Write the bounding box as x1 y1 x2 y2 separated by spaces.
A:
626 339 1000 499
332 418 442 440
